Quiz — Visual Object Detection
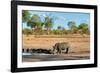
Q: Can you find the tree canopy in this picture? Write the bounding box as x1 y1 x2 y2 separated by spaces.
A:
22 10 30 23
67 21 78 33
44 16 53 34
78 23 89 34
27 14 42 30
22 10 90 35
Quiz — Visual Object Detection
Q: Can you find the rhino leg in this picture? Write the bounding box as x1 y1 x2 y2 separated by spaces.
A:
53 47 58 54
65 48 69 54
53 48 56 54
59 48 62 54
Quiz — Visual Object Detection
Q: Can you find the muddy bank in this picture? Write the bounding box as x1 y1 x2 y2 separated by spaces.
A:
22 51 90 62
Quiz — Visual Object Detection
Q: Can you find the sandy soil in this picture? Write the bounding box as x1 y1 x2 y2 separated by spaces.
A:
22 35 90 53
22 34 90 62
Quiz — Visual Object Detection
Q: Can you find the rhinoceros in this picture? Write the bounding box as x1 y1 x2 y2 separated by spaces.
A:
53 42 70 54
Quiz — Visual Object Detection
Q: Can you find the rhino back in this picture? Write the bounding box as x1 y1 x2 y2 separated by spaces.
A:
59 42 70 49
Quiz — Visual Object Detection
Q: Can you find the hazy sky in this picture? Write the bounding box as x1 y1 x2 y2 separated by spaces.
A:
22 10 90 29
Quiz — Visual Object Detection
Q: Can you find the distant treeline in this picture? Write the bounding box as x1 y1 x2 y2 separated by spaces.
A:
22 10 90 35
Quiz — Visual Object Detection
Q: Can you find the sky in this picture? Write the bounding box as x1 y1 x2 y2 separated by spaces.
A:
22 10 90 29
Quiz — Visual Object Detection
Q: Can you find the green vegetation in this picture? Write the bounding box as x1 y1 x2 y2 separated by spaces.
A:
22 28 32 36
78 23 89 34
44 16 53 34
22 10 89 35
67 21 78 34
22 10 30 23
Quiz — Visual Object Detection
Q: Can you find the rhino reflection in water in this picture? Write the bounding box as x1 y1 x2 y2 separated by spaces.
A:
53 42 70 54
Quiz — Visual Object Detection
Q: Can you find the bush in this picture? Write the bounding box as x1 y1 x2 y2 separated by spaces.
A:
22 28 32 36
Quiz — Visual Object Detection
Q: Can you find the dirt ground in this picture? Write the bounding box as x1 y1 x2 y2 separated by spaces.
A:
22 34 90 53
22 34 90 62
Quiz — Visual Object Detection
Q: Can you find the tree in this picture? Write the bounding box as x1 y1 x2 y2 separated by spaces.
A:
57 26 65 30
67 21 78 33
57 26 62 30
27 14 43 30
44 16 53 34
78 23 89 34
22 10 30 23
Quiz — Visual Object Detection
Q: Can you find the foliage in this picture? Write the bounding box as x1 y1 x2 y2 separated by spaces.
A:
78 23 89 34
44 16 53 34
57 26 65 30
50 29 68 35
67 21 78 34
22 10 30 23
27 14 42 29
22 11 89 35
22 28 32 36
